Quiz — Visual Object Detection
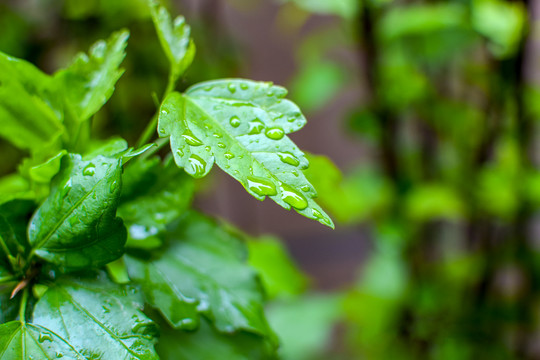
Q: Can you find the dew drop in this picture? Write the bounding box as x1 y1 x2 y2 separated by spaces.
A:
312 208 330 225
280 184 308 210
204 85 213 91
83 163 96 176
277 152 300 166
188 155 207 177
38 332 53 343
213 133 223 138
102 305 110 314
176 148 184 157
248 119 265 135
229 116 241 128
110 180 119 193
224 152 235 160
228 83 237 94
205 146 211 152
240 83 249 90
301 185 310 192
247 176 277 196
62 179 72 198
265 127 285 140
182 130 203 146
158 127 167 135
56 352 64 358
217 142 226 149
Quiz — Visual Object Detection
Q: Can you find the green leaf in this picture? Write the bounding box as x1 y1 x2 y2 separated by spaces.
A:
28 154 126 271
267 295 342 360
279 0 359 19
119 157 194 249
303 155 393 224
149 0 196 82
0 52 64 153
156 317 277 360
0 175 34 205
0 200 35 268
247 236 308 299
290 60 345 113
55 30 129 123
0 321 85 359
472 0 526 58
125 212 273 338
158 80 333 228
31 274 159 359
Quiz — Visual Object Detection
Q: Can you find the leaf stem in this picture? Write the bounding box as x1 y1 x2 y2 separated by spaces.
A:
18 287 29 323
0 234 18 273
136 70 176 147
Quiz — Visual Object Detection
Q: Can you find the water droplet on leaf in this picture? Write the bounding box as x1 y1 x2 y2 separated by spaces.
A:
277 152 300 166
217 143 226 149
248 119 265 135
176 148 184 157
38 332 53 343
188 155 207 177
281 184 308 210
83 163 96 176
266 127 284 140
247 176 277 196
228 83 237 93
224 152 235 160
182 130 203 146
240 83 249 90
229 116 241 128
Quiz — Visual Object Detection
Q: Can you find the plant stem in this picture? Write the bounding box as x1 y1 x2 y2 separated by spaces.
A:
18 287 29 323
136 71 177 148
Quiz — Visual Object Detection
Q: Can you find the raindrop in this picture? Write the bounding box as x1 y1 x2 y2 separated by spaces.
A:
312 208 330 225
188 155 207 177
240 83 249 90
83 163 96 176
110 180 119 193
280 184 308 210
217 143 226 149
38 332 53 343
204 85 213 91
224 152 235 160
277 152 300 166
301 185 310 192
205 146 211 152
182 130 203 146
265 127 284 140
248 119 265 135
160 109 168 115
62 179 72 198
229 116 241 128
247 176 277 196
55 353 64 358
213 133 223 138
176 148 184 157
228 83 237 94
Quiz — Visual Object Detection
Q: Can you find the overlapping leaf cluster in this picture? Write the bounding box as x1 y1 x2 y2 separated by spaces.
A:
0 0 334 358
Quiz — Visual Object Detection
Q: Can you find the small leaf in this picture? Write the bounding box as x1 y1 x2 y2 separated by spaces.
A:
0 175 34 205
55 30 129 123
267 295 342 360
149 0 196 82
156 317 277 360
247 236 308 299
31 274 159 359
119 157 194 249
0 52 64 153
0 321 85 359
28 154 126 271
158 79 333 228
125 212 274 337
